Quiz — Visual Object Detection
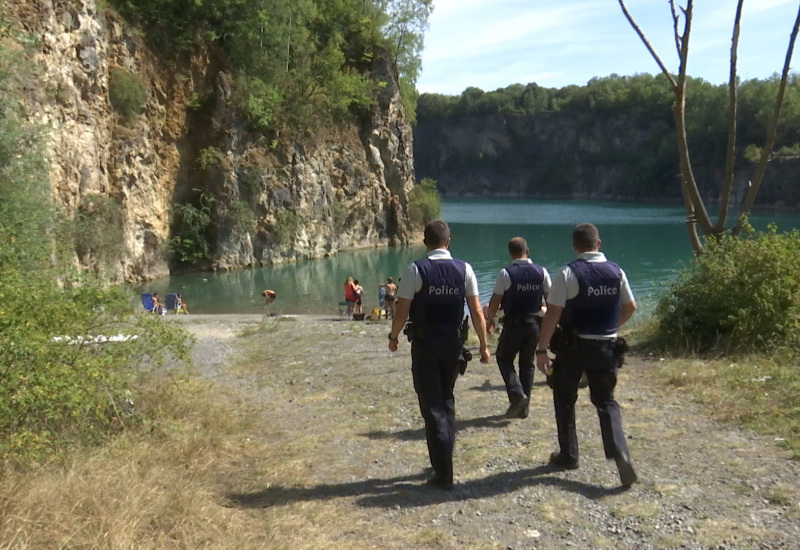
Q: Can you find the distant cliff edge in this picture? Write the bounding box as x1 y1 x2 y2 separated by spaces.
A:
414 111 800 209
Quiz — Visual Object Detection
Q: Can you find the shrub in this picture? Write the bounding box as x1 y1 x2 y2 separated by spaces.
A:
234 76 283 133
0 37 190 466
72 194 125 269
224 199 255 234
169 201 213 266
654 224 800 353
408 177 441 226
0 270 190 465
195 147 223 171
272 210 300 245
108 68 147 123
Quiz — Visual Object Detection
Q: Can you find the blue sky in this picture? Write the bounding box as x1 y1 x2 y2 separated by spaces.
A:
417 0 800 95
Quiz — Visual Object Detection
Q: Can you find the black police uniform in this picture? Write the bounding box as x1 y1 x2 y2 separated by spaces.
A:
496 262 545 409
551 259 633 476
408 257 466 486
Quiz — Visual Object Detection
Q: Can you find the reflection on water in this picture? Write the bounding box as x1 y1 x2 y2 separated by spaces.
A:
131 200 800 316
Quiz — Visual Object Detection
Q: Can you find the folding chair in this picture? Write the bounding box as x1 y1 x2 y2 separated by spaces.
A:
164 293 179 314
141 293 156 313
339 301 351 320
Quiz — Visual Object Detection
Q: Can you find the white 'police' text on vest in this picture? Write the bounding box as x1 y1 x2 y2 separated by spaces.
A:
588 285 619 296
429 285 461 295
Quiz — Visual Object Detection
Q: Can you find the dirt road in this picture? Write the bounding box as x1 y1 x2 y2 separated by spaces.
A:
174 314 800 549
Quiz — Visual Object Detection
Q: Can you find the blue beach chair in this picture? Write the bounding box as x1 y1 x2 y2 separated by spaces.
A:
164 293 179 314
141 293 155 313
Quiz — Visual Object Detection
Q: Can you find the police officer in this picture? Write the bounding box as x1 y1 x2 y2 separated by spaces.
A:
388 220 490 490
485 237 551 419
535 223 638 487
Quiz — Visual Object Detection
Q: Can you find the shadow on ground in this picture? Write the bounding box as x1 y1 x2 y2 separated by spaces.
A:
226 465 628 510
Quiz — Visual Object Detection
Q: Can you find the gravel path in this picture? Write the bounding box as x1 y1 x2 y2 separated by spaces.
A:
171 314 800 549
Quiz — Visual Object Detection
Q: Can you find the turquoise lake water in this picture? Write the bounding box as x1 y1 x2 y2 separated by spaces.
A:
131 199 800 317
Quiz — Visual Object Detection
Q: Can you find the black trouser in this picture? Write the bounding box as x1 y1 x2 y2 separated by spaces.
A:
411 334 461 484
496 320 539 402
551 338 629 464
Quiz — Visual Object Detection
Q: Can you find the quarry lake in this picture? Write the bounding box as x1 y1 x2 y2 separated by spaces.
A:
132 199 800 318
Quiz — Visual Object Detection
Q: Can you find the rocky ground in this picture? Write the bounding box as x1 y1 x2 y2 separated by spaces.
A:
170 313 800 549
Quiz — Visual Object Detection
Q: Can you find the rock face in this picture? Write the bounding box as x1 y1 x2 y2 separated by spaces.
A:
9 0 415 282
415 111 800 208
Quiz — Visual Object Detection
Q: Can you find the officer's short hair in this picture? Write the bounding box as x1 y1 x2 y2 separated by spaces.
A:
424 220 450 248
508 237 528 257
572 223 600 251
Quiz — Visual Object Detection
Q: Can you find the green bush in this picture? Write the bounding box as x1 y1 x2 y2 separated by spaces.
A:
0 36 190 466
109 68 147 123
169 200 213 266
72 194 125 269
224 199 255 234
654 224 800 353
408 177 440 226
272 210 300 245
0 270 190 464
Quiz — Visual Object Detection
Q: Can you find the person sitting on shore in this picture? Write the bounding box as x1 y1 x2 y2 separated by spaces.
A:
152 293 164 315
177 293 189 314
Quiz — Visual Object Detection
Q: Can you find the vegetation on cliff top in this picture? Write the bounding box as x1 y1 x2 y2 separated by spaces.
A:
416 74 800 202
111 0 433 125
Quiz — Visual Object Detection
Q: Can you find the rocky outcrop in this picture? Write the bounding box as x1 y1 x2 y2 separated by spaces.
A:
414 111 800 208
9 0 415 282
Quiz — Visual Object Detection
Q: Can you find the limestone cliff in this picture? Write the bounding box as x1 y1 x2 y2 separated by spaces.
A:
8 0 415 282
415 111 800 208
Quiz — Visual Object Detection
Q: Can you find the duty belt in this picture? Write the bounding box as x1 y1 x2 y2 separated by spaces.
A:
503 315 541 326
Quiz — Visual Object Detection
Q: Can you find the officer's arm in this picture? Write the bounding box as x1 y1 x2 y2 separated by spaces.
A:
388 298 412 351
466 295 490 363
537 304 563 351
619 300 636 327
485 293 502 333
535 304 563 374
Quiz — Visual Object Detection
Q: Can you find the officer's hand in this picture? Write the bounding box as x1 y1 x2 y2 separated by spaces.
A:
479 345 490 364
536 352 551 375
486 320 495 335
389 339 399 352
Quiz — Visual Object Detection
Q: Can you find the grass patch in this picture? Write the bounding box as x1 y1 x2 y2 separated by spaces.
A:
694 518 778 548
647 353 800 457
0 376 271 549
610 500 661 519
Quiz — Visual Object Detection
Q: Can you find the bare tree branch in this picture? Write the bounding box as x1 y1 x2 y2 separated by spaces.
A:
716 0 744 233
671 1 682 64
617 0 678 91
734 3 800 236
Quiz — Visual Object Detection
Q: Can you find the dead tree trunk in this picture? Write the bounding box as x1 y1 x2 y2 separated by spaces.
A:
618 0 800 254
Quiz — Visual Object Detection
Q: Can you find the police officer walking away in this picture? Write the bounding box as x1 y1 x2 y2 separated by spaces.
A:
485 237 551 419
535 223 638 487
388 220 490 490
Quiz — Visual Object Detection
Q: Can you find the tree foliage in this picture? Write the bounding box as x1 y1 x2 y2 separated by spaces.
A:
416 73 800 201
408 177 440 225
111 0 432 127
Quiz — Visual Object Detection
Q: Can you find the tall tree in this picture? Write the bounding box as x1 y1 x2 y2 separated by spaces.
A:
378 0 434 120
618 0 800 253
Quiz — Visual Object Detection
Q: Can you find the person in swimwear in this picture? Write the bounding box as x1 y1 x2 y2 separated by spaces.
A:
379 276 397 319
